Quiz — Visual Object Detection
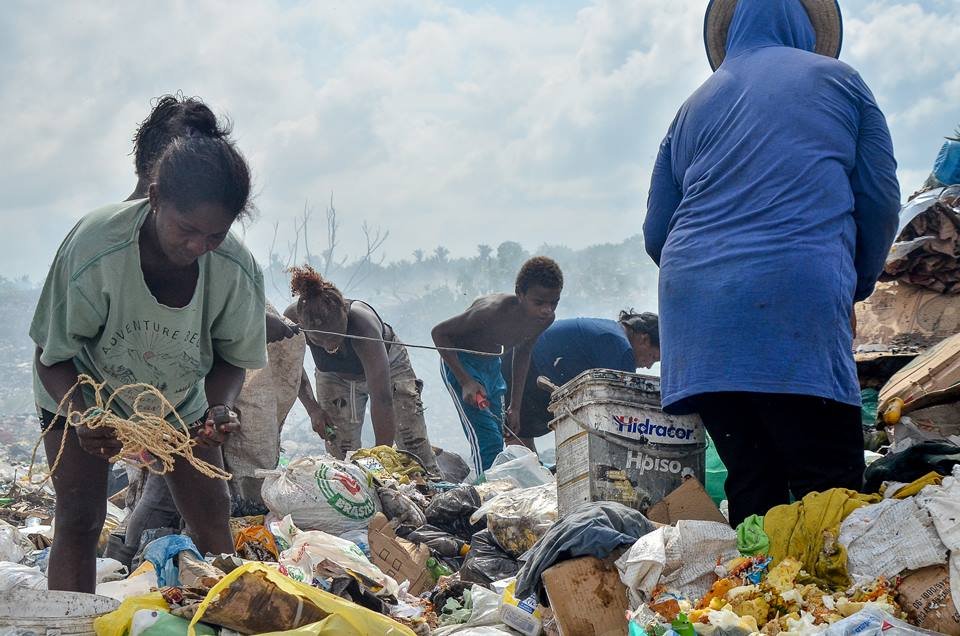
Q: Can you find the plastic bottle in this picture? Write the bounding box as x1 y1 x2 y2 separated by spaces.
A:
426 557 454 580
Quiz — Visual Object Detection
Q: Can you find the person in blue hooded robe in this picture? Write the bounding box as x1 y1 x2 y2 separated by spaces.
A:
643 0 900 525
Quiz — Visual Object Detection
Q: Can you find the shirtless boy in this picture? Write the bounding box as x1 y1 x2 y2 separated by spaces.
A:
432 257 563 477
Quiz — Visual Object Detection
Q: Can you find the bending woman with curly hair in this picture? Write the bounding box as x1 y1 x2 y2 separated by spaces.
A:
284 265 439 475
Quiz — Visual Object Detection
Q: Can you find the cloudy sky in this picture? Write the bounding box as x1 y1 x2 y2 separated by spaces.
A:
2 0 958 281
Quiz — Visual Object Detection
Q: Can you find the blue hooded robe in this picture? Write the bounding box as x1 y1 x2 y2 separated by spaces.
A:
644 0 900 414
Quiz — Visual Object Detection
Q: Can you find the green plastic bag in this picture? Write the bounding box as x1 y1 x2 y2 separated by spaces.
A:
705 433 728 506
860 388 879 429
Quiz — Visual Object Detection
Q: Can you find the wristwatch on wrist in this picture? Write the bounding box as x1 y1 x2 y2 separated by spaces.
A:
204 404 241 423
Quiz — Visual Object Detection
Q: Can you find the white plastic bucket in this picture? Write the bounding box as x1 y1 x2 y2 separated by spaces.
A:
0 590 119 635
549 370 706 515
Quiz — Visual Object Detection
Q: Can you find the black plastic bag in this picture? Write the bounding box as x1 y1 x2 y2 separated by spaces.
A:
405 525 470 558
459 529 519 587
863 440 960 493
434 447 471 483
425 486 485 539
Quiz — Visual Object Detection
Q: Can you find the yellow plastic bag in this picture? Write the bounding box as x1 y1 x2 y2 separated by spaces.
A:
255 616 386 635
351 446 425 484
188 562 416 636
94 592 169 636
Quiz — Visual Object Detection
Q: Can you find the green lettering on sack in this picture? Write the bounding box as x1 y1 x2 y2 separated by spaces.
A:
315 465 376 520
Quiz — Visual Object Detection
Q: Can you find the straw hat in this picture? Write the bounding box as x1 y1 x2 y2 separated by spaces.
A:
703 0 842 71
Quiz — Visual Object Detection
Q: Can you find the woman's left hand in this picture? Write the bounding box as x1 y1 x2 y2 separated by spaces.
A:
194 405 240 447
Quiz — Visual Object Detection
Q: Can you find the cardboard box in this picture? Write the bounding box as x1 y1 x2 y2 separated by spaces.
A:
896 565 960 635
367 512 433 596
879 331 960 415
855 281 960 351
542 556 628 636
646 476 728 526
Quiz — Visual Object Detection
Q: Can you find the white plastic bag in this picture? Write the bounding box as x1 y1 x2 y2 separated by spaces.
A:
824 607 942 635
483 446 554 488
432 585 507 635
469 483 557 558
0 521 29 564
340 529 370 557
616 520 739 606
96 557 129 583
0 562 46 592
96 567 159 601
275 514 398 597
259 456 380 535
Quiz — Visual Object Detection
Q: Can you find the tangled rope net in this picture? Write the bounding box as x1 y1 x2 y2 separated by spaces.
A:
29 374 231 484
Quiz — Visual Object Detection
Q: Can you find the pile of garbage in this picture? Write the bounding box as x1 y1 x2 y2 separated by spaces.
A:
2 412 960 635
621 467 960 635
881 187 960 294
0 468 55 527
0 445 568 635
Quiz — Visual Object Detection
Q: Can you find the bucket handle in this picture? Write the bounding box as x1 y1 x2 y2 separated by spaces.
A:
552 397 702 419
557 404 707 453
561 404 647 450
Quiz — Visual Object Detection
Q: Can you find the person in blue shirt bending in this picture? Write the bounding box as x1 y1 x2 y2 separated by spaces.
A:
502 311 660 452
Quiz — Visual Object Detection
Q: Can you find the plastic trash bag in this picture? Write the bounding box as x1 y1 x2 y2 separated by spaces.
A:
434 448 471 483
259 456 380 535
340 529 371 558
233 525 280 562
405 526 469 558
98 562 160 601
932 139 960 187
0 562 45 592
130 609 216 636
0 520 29 563
483 446 554 489
274 514 399 597
378 486 428 528
469 483 557 558
97 557 129 583
426 486 485 540
142 535 203 587
188 562 415 636
432 585 505 636
94 592 171 636
824 607 942 636
350 446 427 485
460 530 520 587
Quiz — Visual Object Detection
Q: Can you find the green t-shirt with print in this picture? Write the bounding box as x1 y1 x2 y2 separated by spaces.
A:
31 199 267 425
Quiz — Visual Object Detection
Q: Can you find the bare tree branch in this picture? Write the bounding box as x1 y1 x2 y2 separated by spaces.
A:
343 221 390 292
267 220 289 299
323 192 340 276
301 200 314 265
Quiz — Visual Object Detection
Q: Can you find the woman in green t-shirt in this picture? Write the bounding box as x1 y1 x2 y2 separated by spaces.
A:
31 133 267 593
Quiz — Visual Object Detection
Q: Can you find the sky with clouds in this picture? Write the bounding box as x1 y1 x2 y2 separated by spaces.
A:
2 0 958 281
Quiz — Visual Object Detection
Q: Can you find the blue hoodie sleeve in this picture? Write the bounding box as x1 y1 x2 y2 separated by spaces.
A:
644 121 683 266
849 76 900 302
